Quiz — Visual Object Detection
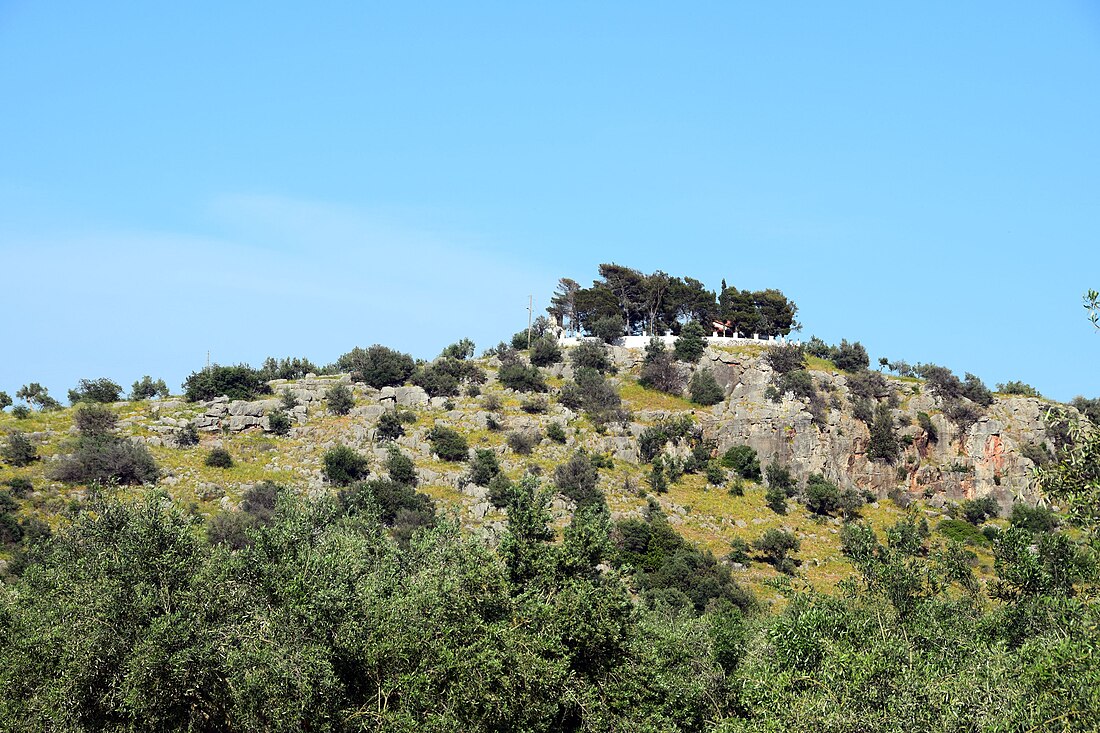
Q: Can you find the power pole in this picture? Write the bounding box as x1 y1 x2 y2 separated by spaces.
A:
206 350 210 370
527 295 533 349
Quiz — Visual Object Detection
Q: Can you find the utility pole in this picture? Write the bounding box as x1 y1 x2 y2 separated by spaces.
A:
206 350 210 370
527 295 533 349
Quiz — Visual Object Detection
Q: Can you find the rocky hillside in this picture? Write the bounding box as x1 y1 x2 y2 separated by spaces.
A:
0 340 1067 599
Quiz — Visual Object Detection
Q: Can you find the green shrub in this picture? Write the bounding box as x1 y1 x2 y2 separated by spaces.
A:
16 382 61 411
722 445 761 481
51 439 159 485
339 478 435 544
267 409 292 436
804 474 840 515
68 378 123 405
2 432 38 467
1009 503 1058 534
766 345 805 375
498 362 547 393
1020 441 1050 467
507 430 539 455
530 337 562 367
916 411 938 443
591 314 624 343
323 445 369 485
765 485 787 514
960 496 1000 524
258 357 320 381
559 368 625 425
467 448 501 486
183 365 270 402
831 340 869 372
175 423 199 447
997 381 1041 398
867 402 899 463
673 321 706 362
130 376 169 400
279 389 299 410
337 345 416 388
765 462 794 493
520 395 548 414
5 477 32 498
706 461 726 486
386 446 418 486
937 518 989 546
570 340 613 373
648 460 668 494
412 362 460 397
546 422 567 443
689 369 724 406
754 528 800 573
205 447 233 469
553 451 602 507
428 426 469 462
487 472 514 509
0 391 10 411
639 351 684 395
10 405 29 419
440 338 476 360
325 384 355 415
375 412 405 441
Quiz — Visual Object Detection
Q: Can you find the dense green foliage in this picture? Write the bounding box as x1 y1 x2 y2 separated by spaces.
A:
1 431 38 467
721 444 761 481
322 445 369 485
68 377 123 404
673 321 706 362
428 426 469 462
325 383 355 415
337 345 416 388
183 364 271 402
204 447 233 468
49 405 159 486
129 375 169 400
689 368 724 405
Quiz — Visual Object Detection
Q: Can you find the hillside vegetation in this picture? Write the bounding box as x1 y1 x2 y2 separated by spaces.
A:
1 270 1098 731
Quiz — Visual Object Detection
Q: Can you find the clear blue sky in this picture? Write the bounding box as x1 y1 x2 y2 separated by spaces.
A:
2 2 1098 402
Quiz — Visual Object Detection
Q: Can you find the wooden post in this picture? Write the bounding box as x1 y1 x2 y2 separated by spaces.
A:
527 295 533 349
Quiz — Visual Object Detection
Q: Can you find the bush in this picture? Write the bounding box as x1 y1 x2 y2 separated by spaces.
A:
0 392 10 411
831 340 869 372
960 496 1000 525
386 446 418 486
530 337 562 367
280 389 299 409
962 373 994 407
166 423 196 450
10 405 29 419
591 314 624 343
846 369 891 401
412 362 460 397
67 378 123 405
520 395 548 414
2 432 38 467
440 338 476 360
767 345 805 375
765 485 788 514
487 472 514 509
559 368 625 425
468 448 501 486
340 478 436 543
205 447 234 469
728 537 752 565
183 365 270 402
754 528 800 573
553 452 602 507
51 439 159 485
16 382 61 411
130 376 169 400
323 445 369 485
337 345 416 388
937 518 989 546
507 430 539 455
867 402 899 463
570 340 613 373
689 369 724 405
673 321 706 362
258 357 320 381
375 412 405 441
648 461 668 494
916 412 938 443
5 477 32 498
546 422 567 443
721 445 761 481
639 351 685 395
325 384 355 415
772 369 816 402
428 426 469 462
765 462 794 493
804 474 840 515
998 381 1041 398
267 409 292 436
498 362 547 393
706 461 726 486
1009 503 1058 534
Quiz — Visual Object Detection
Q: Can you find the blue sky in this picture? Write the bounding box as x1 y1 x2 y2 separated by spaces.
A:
1 2 1098 402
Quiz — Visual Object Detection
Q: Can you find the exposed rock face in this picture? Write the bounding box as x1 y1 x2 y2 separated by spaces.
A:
694 348 1059 510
